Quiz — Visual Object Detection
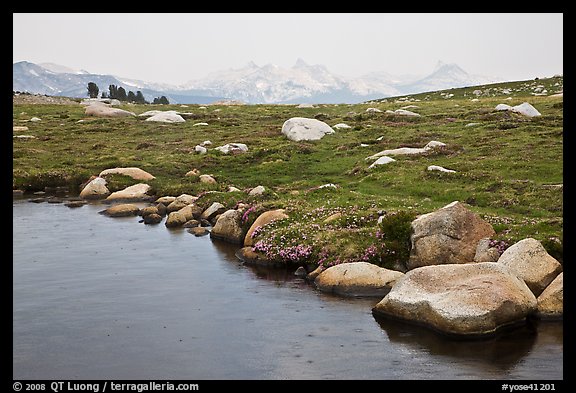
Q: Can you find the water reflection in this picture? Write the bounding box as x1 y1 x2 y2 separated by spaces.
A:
13 200 563 379
373 313 540 371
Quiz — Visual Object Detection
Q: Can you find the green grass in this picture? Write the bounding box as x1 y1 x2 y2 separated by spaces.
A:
13 76 563 261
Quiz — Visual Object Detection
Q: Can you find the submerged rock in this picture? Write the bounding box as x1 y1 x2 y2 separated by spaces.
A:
100 203 141 217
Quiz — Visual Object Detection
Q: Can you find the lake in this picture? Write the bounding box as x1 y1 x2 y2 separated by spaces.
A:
12 198 563 380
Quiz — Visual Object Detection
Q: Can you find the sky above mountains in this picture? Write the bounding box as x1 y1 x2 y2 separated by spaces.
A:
13 13 563 85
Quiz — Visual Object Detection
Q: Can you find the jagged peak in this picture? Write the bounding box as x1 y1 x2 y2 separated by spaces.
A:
294 58 309 68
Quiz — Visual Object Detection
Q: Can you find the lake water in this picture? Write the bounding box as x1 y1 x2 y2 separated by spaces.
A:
12 198 563 380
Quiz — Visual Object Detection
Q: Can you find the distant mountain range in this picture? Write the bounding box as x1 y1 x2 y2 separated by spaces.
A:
13 59 502 104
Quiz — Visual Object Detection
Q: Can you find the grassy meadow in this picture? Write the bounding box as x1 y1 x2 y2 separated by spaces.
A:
12 76 563 266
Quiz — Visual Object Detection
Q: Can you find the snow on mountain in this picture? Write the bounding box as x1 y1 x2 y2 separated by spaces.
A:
13 60 503 104
397 62 501 94
38 62 89 75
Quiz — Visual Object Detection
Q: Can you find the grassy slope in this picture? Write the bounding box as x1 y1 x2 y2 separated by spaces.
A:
13 76 563 260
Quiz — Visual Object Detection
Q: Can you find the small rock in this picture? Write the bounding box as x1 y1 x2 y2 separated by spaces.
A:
165 211 188 228
185 169 201 177
474 238 501 262
200 202 226 221
307 266 323 281
145 111 185 123
79 177 110 200
535 272 563 319
199 174 217 184
427 165 456 173
101 204 141 217
106 183 152 202
140 206 159 217
366 108 382 113
188 227 210 236
195 145 207 154
214 143 248 154
369 156 395 168
248 185 266 196
65 200 86 208
183 219 201 228
155 196 177 205
143 213 162 225
315 262 404 297
333 123 351 129
210 209 244 244
294 266 308 277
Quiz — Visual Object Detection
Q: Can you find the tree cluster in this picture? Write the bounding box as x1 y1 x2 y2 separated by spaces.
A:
88 82 168 104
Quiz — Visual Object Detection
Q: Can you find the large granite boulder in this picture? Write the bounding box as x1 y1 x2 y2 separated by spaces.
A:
210 209 244 244
372 262 537 337
497 238 562 296
281 117 335 141
535 272 563 319
408 201 495 270
315 262 404 297
244 209 289 246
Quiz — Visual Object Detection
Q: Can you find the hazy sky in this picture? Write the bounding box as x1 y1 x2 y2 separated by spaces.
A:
13 13 563 85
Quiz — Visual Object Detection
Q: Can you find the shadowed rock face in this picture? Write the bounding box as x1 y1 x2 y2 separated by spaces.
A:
408 201 495 270
497 238 562 297
373 262 537 337
315 262 404 297
210 210 245 244
79 177 110 200
536 272 563 319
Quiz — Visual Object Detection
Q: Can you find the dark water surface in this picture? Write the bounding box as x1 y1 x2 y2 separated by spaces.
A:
13 199 563 379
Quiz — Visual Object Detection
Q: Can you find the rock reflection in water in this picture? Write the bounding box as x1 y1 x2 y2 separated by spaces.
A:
372 313 556 372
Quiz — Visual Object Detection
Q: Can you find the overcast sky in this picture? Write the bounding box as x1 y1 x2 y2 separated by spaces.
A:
13 13 563 85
